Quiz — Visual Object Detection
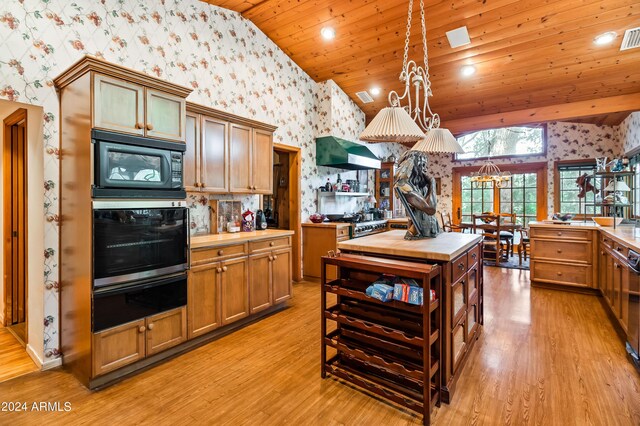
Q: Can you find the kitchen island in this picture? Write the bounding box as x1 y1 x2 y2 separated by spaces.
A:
335 230 483 403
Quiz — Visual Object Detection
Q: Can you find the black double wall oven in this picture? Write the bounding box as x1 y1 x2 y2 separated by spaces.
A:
91 130 190 334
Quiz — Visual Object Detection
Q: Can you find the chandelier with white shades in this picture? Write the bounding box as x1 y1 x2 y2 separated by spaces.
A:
359 0 464 154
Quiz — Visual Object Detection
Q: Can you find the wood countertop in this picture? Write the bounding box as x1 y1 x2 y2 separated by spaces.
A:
387 217 409 223
337 230 482 261
302 222 352 228
191 229 294 249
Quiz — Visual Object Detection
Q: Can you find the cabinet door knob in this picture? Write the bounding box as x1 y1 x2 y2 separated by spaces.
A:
136 122 144 129
218 250 224 256
146 123 154 131
273 255 278 260
248 185 252 190
217 267 222 273
222 266 228 272
253 186 257 190
138 326 146 333
147 323 154 330
269 256 273 261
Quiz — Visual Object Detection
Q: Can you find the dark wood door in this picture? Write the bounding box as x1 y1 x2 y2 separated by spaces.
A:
3 108 27 327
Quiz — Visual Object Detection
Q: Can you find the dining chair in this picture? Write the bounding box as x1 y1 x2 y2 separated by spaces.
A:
498 212 516 257
439 211 464 233
472 213 507 265
518 228 531 265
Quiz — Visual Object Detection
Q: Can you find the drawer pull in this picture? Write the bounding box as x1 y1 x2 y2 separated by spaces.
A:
557 232 562 236
458 262 465 270
270 241 275 247
557 249 562 253
557 272 563 276
616 246 623 252
218 250 224 256
138 326 146 333
471 253 477 260
614 263 620 269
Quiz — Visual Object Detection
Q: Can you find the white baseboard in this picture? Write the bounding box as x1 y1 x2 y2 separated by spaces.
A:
27 343 62 371
26 344 62 370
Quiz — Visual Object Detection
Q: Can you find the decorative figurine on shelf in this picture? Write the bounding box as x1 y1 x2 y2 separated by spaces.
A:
242 209 255 232
394 150 440 239
576 173 597 198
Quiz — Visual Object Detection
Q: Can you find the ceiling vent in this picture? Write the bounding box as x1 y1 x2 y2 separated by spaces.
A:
621 27 640 51
355 91 374 104
446 26 471 48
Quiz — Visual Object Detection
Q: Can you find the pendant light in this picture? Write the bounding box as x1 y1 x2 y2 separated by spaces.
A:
360 0 462 154
470 141 510 188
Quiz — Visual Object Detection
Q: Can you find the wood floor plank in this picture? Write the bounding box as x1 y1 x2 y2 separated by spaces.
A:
0 326 37 384
0 267 638 424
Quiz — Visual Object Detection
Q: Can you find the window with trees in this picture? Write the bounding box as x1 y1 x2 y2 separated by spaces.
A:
456 126 546 160
556 162 602 216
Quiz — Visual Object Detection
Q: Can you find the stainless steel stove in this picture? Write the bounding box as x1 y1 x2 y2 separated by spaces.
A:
352 220 388 238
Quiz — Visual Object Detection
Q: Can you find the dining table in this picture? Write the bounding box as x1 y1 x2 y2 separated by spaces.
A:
458 222 523 233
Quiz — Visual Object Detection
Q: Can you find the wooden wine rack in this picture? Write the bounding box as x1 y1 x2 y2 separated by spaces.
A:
321 253 442 425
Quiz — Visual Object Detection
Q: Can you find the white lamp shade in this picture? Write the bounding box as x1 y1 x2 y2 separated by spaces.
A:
359 107 425 143
604 180 631 192
411 128 465 153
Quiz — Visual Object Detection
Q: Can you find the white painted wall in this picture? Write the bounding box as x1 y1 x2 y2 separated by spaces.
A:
0 99 45 368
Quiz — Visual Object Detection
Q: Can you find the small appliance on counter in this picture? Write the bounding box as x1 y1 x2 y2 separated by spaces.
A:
256 209 267 230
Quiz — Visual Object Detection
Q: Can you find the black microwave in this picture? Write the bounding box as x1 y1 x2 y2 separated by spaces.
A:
92 129 186 199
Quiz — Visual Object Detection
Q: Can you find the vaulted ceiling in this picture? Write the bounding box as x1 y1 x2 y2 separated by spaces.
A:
206 0 640 131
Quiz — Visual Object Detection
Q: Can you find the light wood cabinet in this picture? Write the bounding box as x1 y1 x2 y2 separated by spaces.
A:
530 226 596 289
302 224 352 281
92 319 146 376
252 129 274 194
93 74 186 142
272 247 293 303
93 75 145 136
201 116 229 192
145 89 186 141
188 265 221 338
220 256 250 325
184 112 200 192
186 103 276 195
145 307 187 356
229 123 253 193
249 252 273 313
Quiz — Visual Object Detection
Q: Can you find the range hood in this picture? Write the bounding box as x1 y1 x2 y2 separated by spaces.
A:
316 136 381 170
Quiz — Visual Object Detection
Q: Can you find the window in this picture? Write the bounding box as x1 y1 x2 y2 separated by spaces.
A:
456 126 546 160
454 163 547 226
556 162 602 216
499 173 538 227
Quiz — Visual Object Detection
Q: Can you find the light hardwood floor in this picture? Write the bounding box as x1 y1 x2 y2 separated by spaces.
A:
0 325 37 384
0 267 638 425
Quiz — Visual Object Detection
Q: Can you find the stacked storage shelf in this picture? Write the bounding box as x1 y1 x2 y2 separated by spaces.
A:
321 254 442 426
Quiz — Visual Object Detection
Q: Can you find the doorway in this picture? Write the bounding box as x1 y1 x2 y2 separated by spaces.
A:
3 108 28 345
262 143 302 281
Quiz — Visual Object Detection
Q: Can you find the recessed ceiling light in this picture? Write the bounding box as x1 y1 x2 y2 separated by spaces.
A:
461 65 476 77
370 87 381 96
594 31 617 46
321 27 336 40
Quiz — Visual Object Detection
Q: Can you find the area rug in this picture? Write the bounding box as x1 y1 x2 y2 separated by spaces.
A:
483 255 530 270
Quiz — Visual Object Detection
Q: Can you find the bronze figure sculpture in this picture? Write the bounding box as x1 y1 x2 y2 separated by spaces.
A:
394 150 440 239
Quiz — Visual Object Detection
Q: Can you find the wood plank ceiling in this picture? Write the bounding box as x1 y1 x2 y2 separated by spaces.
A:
206 0 640 130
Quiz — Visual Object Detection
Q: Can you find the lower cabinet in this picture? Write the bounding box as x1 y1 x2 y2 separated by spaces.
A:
92 306 187 376
188 264 222 338
220 256 250 325
272 248 292 304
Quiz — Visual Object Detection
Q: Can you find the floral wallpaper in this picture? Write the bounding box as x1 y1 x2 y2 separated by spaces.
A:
619 112 640 155
0 0 402 360
429 121 623 217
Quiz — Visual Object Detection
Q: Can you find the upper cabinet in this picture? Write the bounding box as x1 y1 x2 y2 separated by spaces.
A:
93 75 186 142
93 75 145 136
186 102 276 195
